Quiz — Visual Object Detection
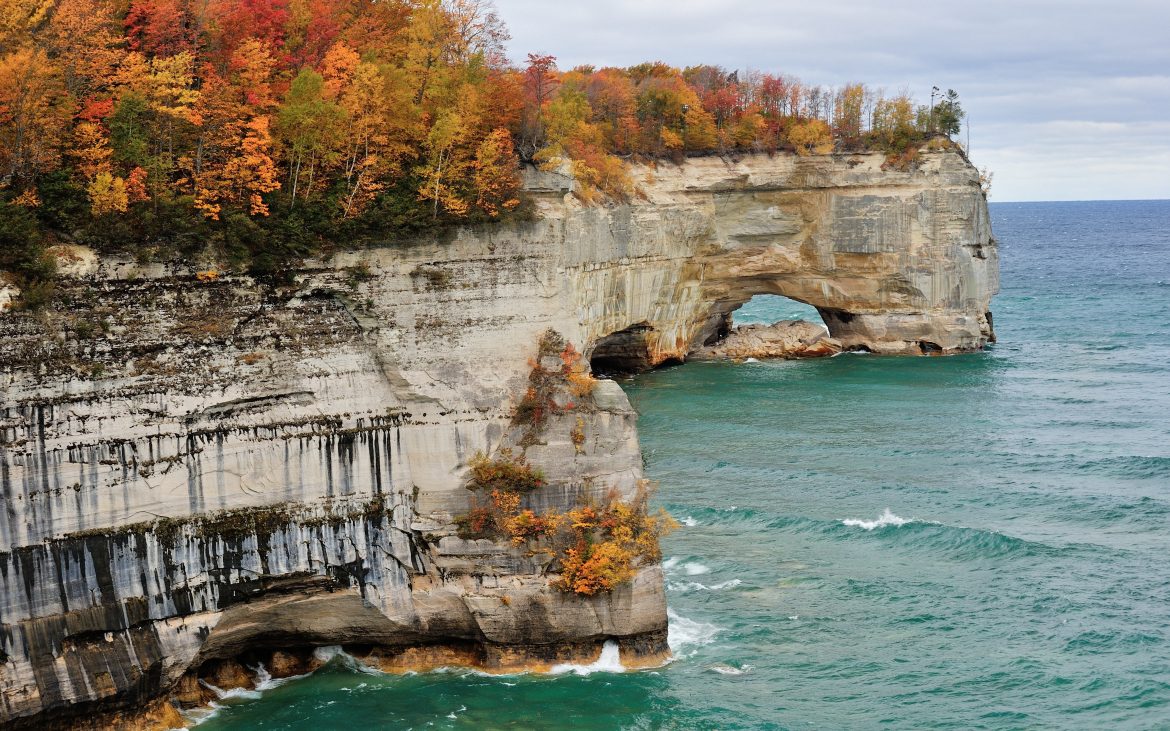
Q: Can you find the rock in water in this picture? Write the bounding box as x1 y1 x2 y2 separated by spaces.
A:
0 150 996 729
691 320 842 360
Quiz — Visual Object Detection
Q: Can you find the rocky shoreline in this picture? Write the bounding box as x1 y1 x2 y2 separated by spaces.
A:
0 151 997 728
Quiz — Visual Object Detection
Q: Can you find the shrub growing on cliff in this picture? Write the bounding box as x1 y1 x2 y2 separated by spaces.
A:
550 487 676 596
513 332 599 445
467 449 546 493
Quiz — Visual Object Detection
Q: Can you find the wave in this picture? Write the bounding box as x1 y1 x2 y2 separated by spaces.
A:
667 578 743 594
707 662 752 676
312 645 383 675
832 510 1056 559
197 680 262 702
842 508 912 530
549 641 625 675
667 609 720 658
1077 455 1170 480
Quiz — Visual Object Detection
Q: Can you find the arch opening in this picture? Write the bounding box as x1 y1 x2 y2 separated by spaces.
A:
588 322 684 377
731 294 826 331
688 294 841 361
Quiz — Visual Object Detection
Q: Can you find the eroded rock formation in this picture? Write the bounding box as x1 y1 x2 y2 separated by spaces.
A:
0 150 997 727
690 320 842 360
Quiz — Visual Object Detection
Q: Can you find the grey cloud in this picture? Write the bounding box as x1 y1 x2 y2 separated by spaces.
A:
493 0 1170 200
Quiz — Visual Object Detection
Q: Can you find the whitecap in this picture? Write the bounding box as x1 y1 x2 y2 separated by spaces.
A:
842 508 912 530
312 645 383 675
680 516 700 527
708 663 752 676
182 701 225 727
668 578 742 594
667 608 719 657
550 640 625 675
744 357 760 363
446 705 468 719
197 681 261 702
662 556 683 571
683 562 711 576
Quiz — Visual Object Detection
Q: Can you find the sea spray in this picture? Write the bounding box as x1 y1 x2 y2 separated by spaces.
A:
549 641 625 675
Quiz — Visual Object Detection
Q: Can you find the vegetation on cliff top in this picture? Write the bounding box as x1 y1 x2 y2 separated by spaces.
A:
0 0 965 292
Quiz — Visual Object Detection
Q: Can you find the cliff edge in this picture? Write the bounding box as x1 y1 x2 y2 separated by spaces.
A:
0 150 997 727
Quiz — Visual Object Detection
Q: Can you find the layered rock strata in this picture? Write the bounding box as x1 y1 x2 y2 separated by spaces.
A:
0 150 997 727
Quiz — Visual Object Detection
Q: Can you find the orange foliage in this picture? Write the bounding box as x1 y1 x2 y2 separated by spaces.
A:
4 0 944 236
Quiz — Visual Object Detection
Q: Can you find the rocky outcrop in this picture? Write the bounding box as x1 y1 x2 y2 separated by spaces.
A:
690 320 841 360
0 150 997 727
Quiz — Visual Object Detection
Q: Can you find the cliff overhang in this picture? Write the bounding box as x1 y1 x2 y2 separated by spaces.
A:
0 150 997 727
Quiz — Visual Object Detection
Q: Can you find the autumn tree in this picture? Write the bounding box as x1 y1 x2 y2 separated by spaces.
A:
0 0 53 49
833 83 867 146
275 68 343 204
519 53 557 157
871 93 917 152
123 0 203 57
0 47 71 191
192 40 280 218
789 119 833 155
44 0 122 98
473 127 520 217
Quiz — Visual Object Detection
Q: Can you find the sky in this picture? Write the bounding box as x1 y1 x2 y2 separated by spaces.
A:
492 0 1170 202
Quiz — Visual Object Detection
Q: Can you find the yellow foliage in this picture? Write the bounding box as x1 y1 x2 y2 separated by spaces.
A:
660 127 683 151
87 171 128 216
12 189 40 207
556 541 635 596
196 269 219 282
789 119 833 155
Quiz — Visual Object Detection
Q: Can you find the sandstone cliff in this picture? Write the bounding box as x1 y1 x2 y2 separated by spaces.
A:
0 150 997 727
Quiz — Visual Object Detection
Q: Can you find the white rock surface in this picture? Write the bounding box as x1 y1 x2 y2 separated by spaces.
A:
0 150 996 726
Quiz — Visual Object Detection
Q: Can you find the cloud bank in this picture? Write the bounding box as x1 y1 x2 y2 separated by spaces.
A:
494 0 1170 201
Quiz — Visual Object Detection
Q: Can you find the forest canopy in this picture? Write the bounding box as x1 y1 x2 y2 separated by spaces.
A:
0 0 964 285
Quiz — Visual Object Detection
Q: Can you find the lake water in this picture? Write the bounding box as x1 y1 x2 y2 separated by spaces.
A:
197 200 1170 730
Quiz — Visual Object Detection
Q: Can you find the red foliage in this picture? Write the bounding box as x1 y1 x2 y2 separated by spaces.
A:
124 0 200 56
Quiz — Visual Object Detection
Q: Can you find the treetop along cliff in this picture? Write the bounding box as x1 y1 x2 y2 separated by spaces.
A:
0 0 964 290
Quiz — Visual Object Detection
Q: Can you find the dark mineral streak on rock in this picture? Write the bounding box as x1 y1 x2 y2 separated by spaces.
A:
0 151 996 728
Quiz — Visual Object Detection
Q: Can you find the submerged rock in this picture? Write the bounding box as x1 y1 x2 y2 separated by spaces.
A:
691 320 842 360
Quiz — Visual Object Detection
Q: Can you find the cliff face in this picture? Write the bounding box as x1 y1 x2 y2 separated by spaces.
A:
0 150 996 726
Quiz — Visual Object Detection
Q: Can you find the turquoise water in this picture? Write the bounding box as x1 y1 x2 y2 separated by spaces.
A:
199 200 1170 730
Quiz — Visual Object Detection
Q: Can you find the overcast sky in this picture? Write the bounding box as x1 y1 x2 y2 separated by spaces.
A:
493 0 1170 202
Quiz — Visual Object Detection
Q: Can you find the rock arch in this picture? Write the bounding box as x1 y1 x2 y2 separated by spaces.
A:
0 150 997 728
571 153 997 368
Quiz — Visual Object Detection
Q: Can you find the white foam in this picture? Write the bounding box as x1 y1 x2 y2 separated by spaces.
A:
842 508 911 530
683 562 711 576
744 357 760 363
446 705 468 719
668 578 743 594
662 556 682 571
708 662 752 676
182 701 224 727
198 680 261 702
680 516 700 527
550 640 625 675
312 645 383 675
667 609 719 657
